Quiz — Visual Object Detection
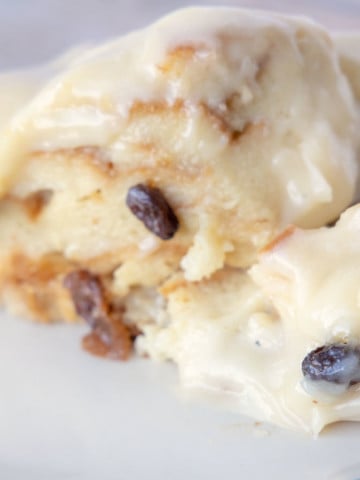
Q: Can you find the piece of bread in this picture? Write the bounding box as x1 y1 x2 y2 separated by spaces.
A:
0 8 359 430
250 205 360 433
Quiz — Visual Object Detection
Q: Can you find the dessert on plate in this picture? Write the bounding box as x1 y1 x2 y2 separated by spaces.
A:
251 205 360 433
0 7 359 433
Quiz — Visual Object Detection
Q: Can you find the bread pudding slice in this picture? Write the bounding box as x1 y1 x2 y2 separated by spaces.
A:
250 205 360 433
0 8 358 374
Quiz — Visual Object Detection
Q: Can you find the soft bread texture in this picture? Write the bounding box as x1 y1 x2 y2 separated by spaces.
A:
0 8 359 433
0 8 358 321
250 205 360 433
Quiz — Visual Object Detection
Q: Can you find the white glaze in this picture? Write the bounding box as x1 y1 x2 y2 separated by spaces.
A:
0 7 358 229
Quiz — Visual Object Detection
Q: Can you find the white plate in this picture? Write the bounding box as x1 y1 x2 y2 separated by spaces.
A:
1 1 360 478
1 313 360 480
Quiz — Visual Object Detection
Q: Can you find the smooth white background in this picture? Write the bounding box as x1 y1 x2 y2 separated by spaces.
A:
0 1 360 479
0 0 359 69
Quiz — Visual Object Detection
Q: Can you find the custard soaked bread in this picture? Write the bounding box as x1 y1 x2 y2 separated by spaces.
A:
250 205 360 432
0 8 359 427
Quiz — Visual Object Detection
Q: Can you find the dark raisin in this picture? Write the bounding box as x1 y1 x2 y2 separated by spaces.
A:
63 270 108 330
126 184 179 240
63 270 133 360
302 343 360 387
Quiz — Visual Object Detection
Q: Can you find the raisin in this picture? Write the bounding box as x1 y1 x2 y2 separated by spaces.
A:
81 320 132 361
302 343 360 387
126 184 179 240
63 270 133 360
63 270 108 329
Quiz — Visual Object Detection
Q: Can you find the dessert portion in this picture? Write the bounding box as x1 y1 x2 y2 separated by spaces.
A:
0 8 357 320
0 7 359 432
250 205 360 433
136 268 290 427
